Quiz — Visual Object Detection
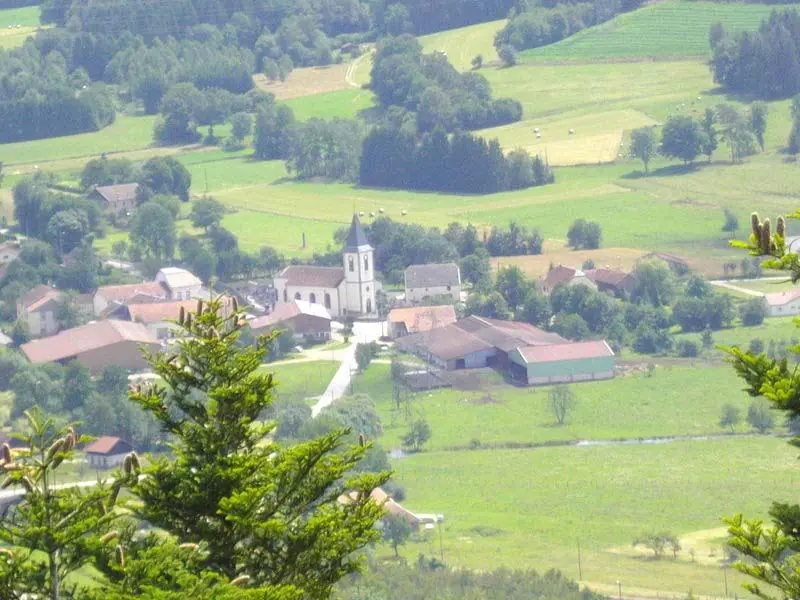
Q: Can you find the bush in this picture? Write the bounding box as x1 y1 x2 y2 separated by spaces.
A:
748 338 764 354
740 297 767 327
498 45 517 66
676 339 699 357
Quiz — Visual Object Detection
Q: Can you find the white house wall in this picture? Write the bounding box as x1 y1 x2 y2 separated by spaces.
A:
406 285 460 303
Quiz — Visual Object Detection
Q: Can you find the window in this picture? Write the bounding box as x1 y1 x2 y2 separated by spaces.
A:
348 256 354 272
446 285 451 291
324 293 331 309
366 298 372 313
309 293 316 304
364 255 369 271
295 292 301 300
283 289 288 302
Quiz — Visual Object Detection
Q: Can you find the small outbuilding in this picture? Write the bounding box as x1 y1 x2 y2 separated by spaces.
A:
84 436 133 469
388 305 457 338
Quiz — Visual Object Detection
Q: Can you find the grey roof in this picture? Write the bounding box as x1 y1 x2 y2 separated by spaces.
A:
279 265 345 288
405 263 461 289
344 214 371 252
94 183 139 205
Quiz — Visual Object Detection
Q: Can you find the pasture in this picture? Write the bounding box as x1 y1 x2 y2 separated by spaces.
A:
490 245 647 279
348 18 505 84
265 360 339 404
0 5 41 49
253 64 352 100
477 108 657 165
392 436 798 595
524 1 776 62
357 363 764 451
283 88 375 121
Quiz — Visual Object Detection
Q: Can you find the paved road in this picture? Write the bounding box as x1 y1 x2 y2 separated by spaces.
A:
311 320 385 416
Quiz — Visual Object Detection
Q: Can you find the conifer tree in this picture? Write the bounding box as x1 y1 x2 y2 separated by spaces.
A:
128 298 388 598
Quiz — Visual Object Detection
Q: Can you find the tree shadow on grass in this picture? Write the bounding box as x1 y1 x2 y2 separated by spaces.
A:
621 162 708 180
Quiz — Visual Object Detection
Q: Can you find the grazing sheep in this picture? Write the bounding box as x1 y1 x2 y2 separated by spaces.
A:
536 133 541 139
533 127 540 133
568 128 575 135
369 211 375 217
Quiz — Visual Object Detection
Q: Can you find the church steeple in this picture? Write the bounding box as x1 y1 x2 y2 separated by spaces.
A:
344 214 372 252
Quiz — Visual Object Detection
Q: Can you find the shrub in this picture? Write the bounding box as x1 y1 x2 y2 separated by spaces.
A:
676 339 699 357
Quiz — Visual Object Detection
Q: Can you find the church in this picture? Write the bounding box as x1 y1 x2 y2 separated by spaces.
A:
273 215 377 318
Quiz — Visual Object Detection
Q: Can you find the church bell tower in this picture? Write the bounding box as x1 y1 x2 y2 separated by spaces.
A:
342 214 375 315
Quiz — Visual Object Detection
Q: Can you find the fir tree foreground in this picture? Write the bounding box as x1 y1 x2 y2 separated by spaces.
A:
724 213 800 599
0 298 389 599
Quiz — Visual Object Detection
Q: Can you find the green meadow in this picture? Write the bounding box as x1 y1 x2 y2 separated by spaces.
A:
524 1 777 61
354 362 764 451
392 437 798 595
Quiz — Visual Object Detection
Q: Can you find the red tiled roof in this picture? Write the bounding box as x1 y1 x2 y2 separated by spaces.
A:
516 340 614 363
543 265 579 289
764 290 800 307
128 299 198 325
96 282 167 304
21 320 158 364
250 300 331 330
84 436 132 455
389 305 457 334
20 285 59 310
278 266 344 288
94 183 139 205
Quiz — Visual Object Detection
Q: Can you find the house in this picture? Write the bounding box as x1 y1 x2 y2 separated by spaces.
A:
274 215 376 317
638 252 690 274
507 340 616 385
540 265 596 294
93 281 167 316
585 268 635 297
16 284 62 338
91 183 139 214
404 263 461 303
122 299 201 339
84 436 133 469
338 487 422 528
249 300 331 341
20 320 160 372
764 290 800 317
388 305 457 338
155 267 203 300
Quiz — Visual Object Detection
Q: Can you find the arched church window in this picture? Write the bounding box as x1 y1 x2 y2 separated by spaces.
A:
309 293 316 304
324 293 331 309
295 292 301 300
366 298 372 313
364 255 369 271
348 256 354 272
283 289 288 302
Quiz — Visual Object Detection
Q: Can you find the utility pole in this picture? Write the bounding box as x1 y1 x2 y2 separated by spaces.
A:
617 580 622 600
577 538 582 581
438 517 444 563
724 566 729 597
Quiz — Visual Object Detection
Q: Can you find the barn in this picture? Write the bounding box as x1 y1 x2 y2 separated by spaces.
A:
507 340 616 385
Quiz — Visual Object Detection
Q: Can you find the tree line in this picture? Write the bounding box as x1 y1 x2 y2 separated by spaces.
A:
629 102 767 170
710 9 800 99
360 127 553 194
466 260 746 356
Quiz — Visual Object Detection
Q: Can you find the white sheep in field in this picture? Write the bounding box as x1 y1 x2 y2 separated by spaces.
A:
369 211 375 217
401 210 408 216
536 133 541 139
379 207 385 213
359 211 364 217
533 127 540 133
568 128 575 135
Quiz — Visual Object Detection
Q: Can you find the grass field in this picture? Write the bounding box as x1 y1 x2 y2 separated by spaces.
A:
349 18 506 85
283 88 374 121
392 436 798 595
0 5 42 49
490 246 647 278
264 360 339 404
725 277 796 294
477 108 657 165
357 363 765 451
524 1 776 62
0 115 157 166
675 315 800 351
